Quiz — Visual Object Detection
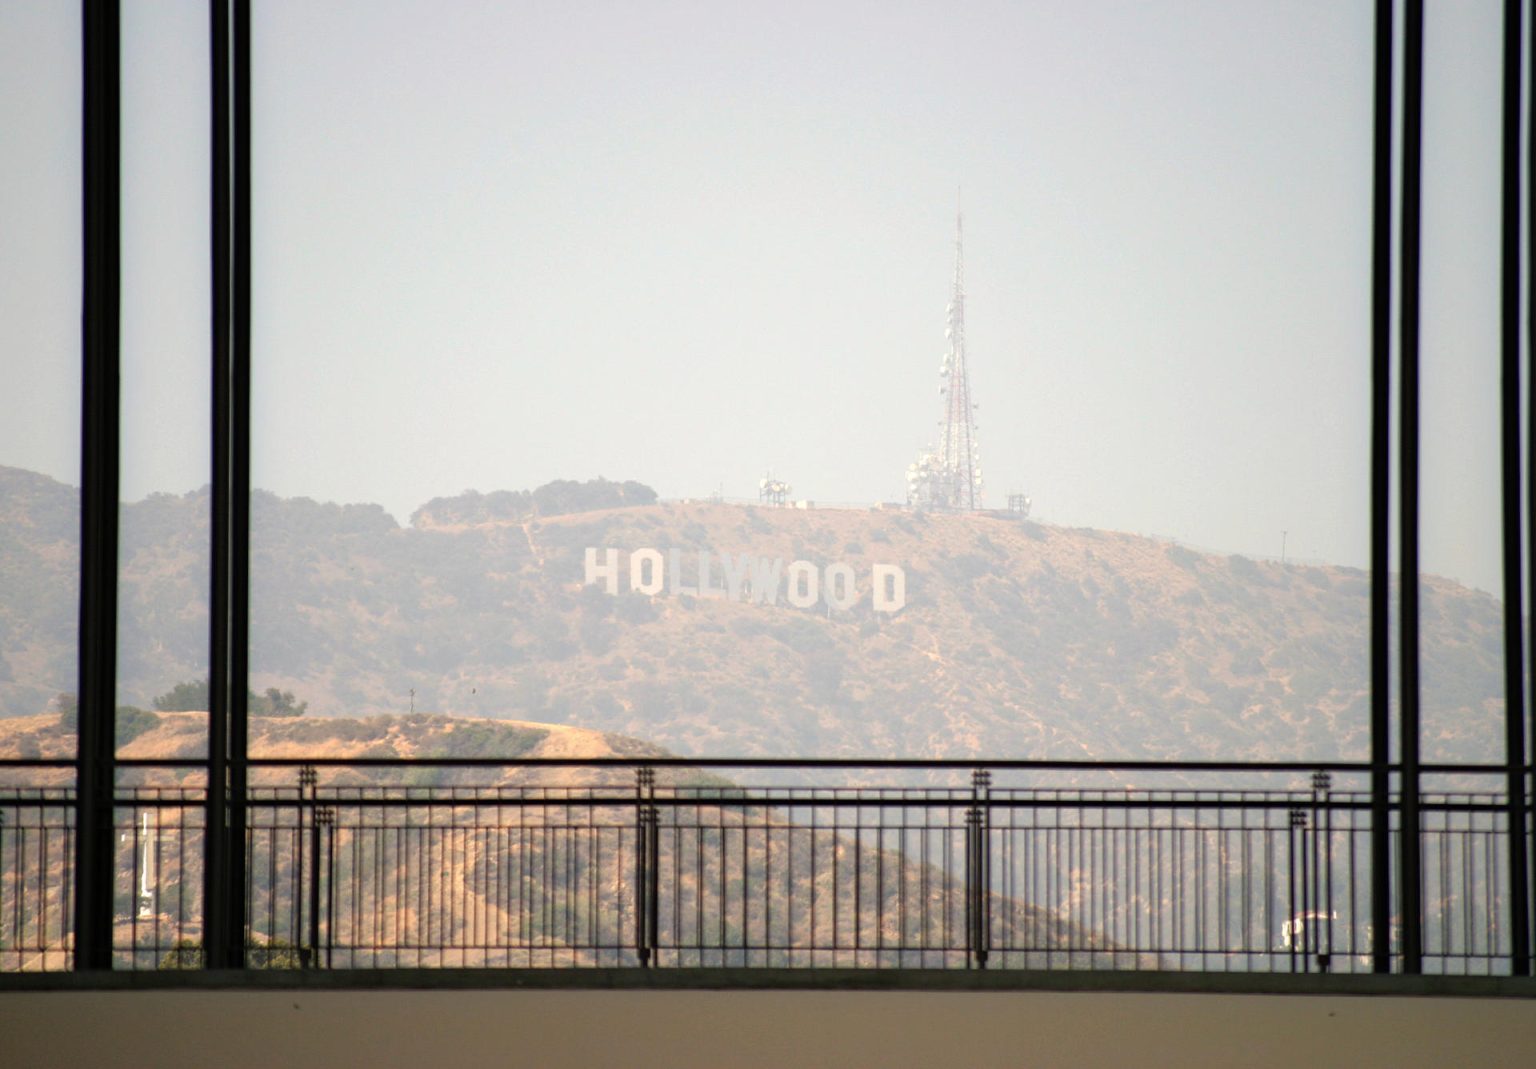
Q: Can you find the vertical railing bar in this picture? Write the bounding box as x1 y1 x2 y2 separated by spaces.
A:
1042 802 1051 969
1129 798 1139 965
1288 808 1299 973
891 800 901 964
324 813 334 968
1323 774 1335 972
766 798 775 963
1242 802 1252 967
399 815 409 959
348 800 360 961
180 798 191 962
874 792 885 962
506 802 516 959
2 809 9 967
592 801 602 959
853 798 862 961
735 811 746 965
692 794 702 964
808 794 818 963
1201 801 1210 966
1213 798 1223 970
261 802 273 957
1 808 9 967
1463 812 1476 961
995 792 1007 958
1348 799 1360 965
1175 810 1185 967
633 768 651 966
964 790 975 967
979 771 991 967
1142 798 1155 970
292 784 305 966
1106 802 1115 964
648 783 659 965
1307 780 1317 971
718 801 728 962
1441 810 1453 962
40 815 50 961
128 806 140 964
946 798 958 964
1112 798 1124 958
515 803 526 954
305 773 319 966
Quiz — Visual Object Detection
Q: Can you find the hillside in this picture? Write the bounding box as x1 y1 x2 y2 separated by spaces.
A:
0 464 1507 764
0 707 668 788
0 710 1129 969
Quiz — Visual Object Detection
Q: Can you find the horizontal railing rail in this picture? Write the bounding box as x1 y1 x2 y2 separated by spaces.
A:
3 759 1527 977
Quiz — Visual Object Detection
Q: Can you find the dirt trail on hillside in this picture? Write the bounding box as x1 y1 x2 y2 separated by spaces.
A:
520 522 545 567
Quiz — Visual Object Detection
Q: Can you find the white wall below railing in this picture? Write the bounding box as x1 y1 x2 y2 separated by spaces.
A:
5 986 1534 1069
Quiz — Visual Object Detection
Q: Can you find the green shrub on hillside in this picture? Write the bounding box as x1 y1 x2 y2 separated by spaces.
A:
115 706 159 746
1165 544 1202 570
152 679 210 711
151 678 307 717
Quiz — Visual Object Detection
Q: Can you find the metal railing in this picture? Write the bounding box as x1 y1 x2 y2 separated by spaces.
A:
2 761 1525 974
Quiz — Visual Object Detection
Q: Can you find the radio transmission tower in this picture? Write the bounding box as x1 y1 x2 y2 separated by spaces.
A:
907 210 982 511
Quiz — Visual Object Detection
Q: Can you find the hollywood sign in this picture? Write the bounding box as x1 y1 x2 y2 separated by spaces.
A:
584 547 907 613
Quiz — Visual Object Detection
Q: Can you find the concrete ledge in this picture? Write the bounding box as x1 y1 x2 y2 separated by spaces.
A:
4 979 1535 1069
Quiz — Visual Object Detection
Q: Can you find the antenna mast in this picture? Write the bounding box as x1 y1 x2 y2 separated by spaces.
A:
908 205 983 511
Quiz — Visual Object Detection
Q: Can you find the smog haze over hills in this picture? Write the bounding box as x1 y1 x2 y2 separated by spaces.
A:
2 5 1528 1008
0 466 1507 768
0 1 1515 596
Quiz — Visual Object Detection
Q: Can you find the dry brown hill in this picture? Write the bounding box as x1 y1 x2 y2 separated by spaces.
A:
0 709 1130 970
0 466 1506 765
0 708 667 789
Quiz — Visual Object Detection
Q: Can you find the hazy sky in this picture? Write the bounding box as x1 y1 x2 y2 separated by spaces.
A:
0 1 1516 593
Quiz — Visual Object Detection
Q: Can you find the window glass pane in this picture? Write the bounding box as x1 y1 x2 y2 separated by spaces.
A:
1417 1 1508 767
0 2 81 759
117 0 212 759
0 0 80 974
242 1 1503 769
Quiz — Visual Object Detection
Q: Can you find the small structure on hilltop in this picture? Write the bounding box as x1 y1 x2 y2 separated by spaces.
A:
759 473 792 507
